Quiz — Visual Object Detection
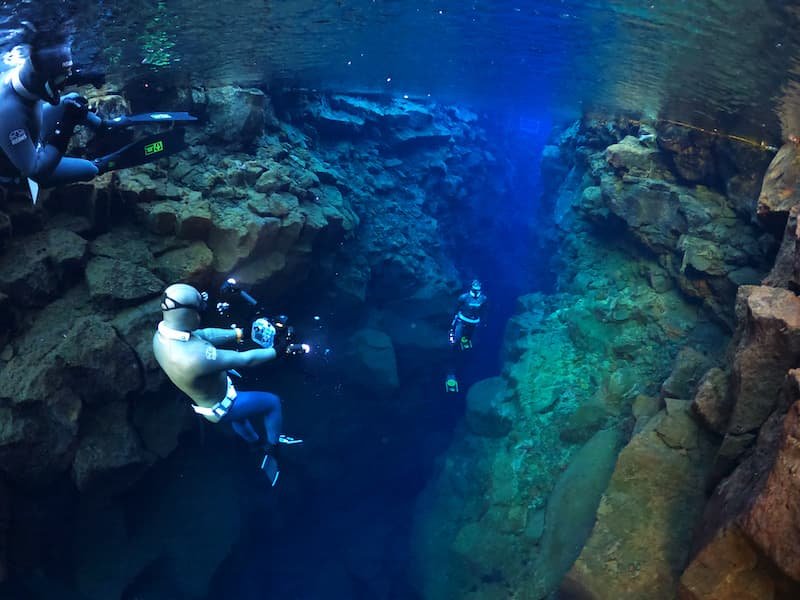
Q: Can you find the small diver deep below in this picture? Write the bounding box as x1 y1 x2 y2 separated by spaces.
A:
446 279 487 392
0 23 196 204
153 280 309 487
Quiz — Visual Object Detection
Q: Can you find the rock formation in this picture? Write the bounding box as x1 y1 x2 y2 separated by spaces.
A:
0 86 517 597
410 117 773 599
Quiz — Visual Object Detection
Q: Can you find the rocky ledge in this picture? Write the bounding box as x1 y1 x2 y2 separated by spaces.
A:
0 86 516 597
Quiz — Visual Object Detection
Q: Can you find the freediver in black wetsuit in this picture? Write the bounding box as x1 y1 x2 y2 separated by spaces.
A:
0 32 104 194
446 279 488 392
0 26 194 203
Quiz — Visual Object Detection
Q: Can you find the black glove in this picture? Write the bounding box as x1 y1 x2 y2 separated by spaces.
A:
48 95 89 153
63 95 90 123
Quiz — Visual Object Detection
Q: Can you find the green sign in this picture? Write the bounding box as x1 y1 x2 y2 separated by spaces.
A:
144 140 164 156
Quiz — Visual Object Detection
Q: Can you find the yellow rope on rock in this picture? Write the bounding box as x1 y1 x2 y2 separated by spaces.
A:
634 118 780 152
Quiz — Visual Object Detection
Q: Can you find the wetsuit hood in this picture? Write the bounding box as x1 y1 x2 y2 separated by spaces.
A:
470 279 482 298
160 283 206 331
18 44 73 105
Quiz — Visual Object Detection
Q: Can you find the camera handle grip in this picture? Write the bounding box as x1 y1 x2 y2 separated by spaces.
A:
240 290 258 306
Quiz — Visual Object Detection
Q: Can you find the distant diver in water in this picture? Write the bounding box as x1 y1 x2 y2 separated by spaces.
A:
153 283 307 487
0 24 194 204
446 279 488 392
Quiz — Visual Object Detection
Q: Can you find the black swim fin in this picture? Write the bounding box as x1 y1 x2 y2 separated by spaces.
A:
93 128 187 174
445 374 459 393
260 453 280 487
104 112 198 129
279 434 304 445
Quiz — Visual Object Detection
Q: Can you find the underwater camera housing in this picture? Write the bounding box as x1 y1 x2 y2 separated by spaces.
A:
251 318 276 349
217 278 299 352
250 316 296 350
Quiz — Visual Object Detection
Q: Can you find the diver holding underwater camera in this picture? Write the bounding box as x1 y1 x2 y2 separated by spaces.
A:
152 280 308 487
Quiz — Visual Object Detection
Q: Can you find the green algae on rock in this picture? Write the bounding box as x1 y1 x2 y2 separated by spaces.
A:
410 117 767 599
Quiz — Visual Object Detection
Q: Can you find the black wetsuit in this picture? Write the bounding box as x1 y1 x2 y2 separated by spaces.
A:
451 291 488 346
0 71 99 187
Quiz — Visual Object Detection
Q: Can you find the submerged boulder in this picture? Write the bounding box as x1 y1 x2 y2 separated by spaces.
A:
72 445 240 600
532 427 622 596
728 286 800 436
661 346 715 400
464 377 514 438
691 367 732 434
564 400 716 599
679 370 800 598
341 329 399 391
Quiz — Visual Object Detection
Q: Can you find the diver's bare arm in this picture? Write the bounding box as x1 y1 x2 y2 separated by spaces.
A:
195 347 278 373
194 327 243 346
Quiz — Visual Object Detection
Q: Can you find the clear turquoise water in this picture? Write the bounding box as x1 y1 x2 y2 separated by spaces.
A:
20 0 797 141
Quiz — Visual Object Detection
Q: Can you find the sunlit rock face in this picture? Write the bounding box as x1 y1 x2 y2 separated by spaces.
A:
410 117 774 599
586 133 772 329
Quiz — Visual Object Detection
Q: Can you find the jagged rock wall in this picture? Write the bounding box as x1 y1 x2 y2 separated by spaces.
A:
551 142 800 599
673 142 800 599
0 87 516 597
411 118 774 599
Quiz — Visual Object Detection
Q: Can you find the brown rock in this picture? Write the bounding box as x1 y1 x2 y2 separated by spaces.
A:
254 163 292 194
90 228 155 266
534 427 622 597
206 205 281 273
0 229 88 306
176 198 212 240
691 367 731 434
71 400 149 493
112 300 164 394
132 393 191 459
140 202 178 235
605 136 670 179
154 241 214 283
661 347 714 400
204 85 266 147
465 377 514 438
729 286 800 435
85 256 165 306
680 370 800 597
678 525 783 600
248 192 299 218
57 316 143 404
757 142 800 234
657 124 716 184
740 388 800 579
632 394 661 419
763 204 800 291
563 401 716 600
